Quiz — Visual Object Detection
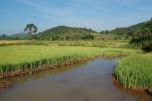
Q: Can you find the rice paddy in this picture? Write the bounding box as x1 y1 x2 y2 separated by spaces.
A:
0 40 152 92
0 44 137 74
114 53 152 92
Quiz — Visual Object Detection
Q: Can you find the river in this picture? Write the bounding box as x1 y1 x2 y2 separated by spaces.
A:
0 59 151 101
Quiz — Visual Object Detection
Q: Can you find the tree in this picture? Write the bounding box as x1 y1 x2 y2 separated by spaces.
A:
144 18 152 33
130 18 152 52
24 24 37 40
104 30 109 34
125 31 133 39
65 36 70 40
100 30 105 34
51 36 60 40
2 34 6 37
82 35 94 40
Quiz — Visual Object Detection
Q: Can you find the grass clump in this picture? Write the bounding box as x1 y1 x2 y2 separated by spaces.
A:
114 53 152 91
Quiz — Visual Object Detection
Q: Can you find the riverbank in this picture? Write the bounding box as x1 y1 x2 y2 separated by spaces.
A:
1 59 151 101
114 53 152 93
0 45 137 78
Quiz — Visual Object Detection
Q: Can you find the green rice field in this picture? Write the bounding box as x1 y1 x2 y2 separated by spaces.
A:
0 40 151 92
114 53 152 91
0 44 137 74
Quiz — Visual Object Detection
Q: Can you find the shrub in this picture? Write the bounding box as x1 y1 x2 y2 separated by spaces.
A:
82 35 94 40
142 41 152 52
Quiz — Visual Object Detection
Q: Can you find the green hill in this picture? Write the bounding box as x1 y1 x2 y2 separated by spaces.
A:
9 33 28 39
36 26 98 40
110 22 145 36
0 33 28 40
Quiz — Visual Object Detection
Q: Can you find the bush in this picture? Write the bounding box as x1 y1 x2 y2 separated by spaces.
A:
52 36 60 40
142 41 152 52
82 35 94 40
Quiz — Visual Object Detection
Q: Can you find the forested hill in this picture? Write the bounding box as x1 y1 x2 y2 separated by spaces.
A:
36 26 98 40
0 33 28 40
110 22 145 36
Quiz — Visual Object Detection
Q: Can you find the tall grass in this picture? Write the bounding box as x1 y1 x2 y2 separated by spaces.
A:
0 40 48 46
114 53 152 91
0 40 129 48
0 45 138 74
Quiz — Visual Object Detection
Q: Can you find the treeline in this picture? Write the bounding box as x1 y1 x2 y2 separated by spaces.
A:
110 22 145 36
100 30 110 34
0 33 28 40
130 18 152 52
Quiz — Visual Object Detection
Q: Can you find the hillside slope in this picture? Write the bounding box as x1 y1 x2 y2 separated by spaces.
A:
9 33 28 39
36 26 98 40
110 22 145 36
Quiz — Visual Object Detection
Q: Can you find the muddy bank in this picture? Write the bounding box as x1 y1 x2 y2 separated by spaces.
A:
0 54 127 79
0 58 89 79
112 75 152 95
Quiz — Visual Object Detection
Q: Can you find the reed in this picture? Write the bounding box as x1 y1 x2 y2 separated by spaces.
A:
114 53 152 91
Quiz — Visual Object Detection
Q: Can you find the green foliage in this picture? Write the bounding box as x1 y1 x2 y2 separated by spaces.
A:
82 35 94 40
51 36 60 40
10 33 28 40
0 34 10 40
100 30 110 34
36 26 98 40
110 22 145 36
114 54 152 91
24 24 37 40
142 41 152 52
0 33 28 40
130 18 152 52
0 44 137 74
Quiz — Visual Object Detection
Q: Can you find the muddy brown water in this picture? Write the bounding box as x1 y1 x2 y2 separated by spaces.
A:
0 59 151 101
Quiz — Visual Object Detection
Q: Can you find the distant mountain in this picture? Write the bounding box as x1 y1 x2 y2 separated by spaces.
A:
9 32 28 39
110 22 145 36
0 32 28 40
36 26 99 40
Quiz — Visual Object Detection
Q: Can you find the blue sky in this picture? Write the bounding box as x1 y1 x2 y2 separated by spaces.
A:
0 0 152 34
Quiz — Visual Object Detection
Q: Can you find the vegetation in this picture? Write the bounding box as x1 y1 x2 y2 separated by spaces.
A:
0 18 152 93
9 33 28 40
110 22 145 36
0 33 28 40
142 41 152 52
129 19 152 52
112 19 152 92
0 41 138 75
24 24 37 40
114 54 152 91
33 26 98 40
100 30 110 34
0 39 151 93
0 34 10 40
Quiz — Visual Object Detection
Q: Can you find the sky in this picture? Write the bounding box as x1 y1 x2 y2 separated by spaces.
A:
0 0 152 34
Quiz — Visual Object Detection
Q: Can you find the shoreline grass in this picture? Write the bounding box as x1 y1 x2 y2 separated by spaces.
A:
114 53 152 92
